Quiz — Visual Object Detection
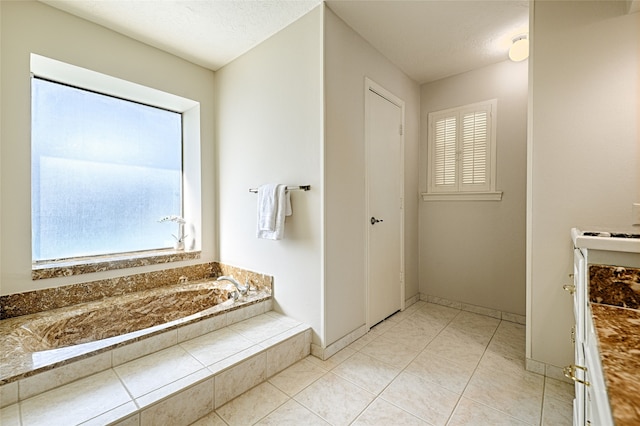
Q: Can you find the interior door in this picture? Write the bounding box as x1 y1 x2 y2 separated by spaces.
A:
366 83 403 328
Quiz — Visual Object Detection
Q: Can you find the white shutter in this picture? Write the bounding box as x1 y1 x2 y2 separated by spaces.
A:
461 109 489 189
426 99 497 198
434 115 457 187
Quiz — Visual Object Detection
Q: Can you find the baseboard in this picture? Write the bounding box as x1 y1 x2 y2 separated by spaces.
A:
421 293 526 325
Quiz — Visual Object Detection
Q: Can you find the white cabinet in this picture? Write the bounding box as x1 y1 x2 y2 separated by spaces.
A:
567 230 620 426
584 305 613 426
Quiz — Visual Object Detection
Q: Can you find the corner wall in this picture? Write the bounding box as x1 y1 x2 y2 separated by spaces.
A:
0 1 215 296
214 7 324 343
419 60 529 316
529 0 639 367
323 7 421 346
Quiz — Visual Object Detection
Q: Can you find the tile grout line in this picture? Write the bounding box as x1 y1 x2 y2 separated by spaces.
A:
207 302 552 426
347 304 464 425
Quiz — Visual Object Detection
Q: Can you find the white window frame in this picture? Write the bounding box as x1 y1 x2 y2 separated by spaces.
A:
30 53 202 268
422 99 502 201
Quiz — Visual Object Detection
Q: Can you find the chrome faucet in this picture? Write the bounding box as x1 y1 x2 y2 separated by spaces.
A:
216 275 249 300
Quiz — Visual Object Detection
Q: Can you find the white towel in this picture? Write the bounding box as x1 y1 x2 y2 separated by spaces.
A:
257 184 278 232
257 184 292 240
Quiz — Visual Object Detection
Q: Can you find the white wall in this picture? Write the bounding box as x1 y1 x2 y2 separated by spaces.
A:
214 7 324 343
323 7 421 346
419 60 528 316
529 0 639 367
0 1 215 296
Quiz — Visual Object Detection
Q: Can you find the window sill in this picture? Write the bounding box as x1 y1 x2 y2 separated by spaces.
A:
32 249 201 280
421 191 503 201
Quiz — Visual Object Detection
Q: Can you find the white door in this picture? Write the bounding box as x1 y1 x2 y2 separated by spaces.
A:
366 80 404 328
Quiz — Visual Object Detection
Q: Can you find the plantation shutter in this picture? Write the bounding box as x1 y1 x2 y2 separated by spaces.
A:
434 115 457 188
460 106 490 191
428 100 495 195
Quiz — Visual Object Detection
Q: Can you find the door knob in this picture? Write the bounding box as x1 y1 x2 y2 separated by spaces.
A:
370 217 383 225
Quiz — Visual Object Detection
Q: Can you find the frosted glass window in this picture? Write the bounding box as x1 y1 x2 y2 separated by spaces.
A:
31 77 182 261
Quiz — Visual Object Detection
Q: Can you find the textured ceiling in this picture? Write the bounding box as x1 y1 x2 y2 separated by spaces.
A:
326 0 529 83
40 0 322 71
40 0 529 84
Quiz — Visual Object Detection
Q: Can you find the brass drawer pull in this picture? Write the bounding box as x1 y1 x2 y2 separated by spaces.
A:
563 364 590 386
563 284 576 295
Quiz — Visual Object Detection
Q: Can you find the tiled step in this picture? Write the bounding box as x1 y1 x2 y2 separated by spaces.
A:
0 312 311 426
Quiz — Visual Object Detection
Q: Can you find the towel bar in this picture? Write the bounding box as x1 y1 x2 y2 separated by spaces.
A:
249 185 310 193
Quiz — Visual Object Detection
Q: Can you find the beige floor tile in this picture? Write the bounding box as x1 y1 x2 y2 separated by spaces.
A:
359 334 422 368
380 320 440 351
477 347 527 375
306 347 357 371
348 331 378 351
447 312 500 344
214 353 267 408
256 399 329 425
216 382 289 426
180 327 254 366
544 377 574 405
424 330 486 370
140 379 213 426
368 318 397 335
463 361 544 425
438 321 495 347
413 303 460 326
0 403 20 426
447 397 531 426
265 332 309 377
190 411 227 426
541 393 573 426
486 322 526 361
380 371 460 426
352 398 429 425
115 345 204 398
332 351 402 395
294 372 375 426
21 369 131 426
404 350 475 394
230 313 299 343
268 357 326 396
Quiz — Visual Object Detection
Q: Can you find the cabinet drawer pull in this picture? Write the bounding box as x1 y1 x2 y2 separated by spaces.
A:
563 284 576 295
563 364 590 386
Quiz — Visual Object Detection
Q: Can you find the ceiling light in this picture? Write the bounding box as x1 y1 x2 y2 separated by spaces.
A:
509 35 529 62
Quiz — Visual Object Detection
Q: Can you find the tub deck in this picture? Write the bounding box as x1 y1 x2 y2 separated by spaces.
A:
1 308 311 425
0 279 269 384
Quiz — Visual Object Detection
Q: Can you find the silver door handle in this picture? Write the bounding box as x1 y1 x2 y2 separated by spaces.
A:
370 217 383 225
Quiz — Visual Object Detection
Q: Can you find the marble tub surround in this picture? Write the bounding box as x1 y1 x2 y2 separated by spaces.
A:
0 311 311 426
590 303 640 425
2 261 273 319
32 249 201 281
1 264 273 385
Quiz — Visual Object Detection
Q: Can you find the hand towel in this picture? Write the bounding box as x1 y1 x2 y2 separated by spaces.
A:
257 184 292 240
257 184 278 232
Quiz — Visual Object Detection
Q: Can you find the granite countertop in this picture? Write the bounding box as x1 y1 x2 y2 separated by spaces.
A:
589 264 640 425
590 303 640 424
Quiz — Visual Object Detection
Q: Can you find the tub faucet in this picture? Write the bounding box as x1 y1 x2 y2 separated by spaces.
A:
216 276 249 299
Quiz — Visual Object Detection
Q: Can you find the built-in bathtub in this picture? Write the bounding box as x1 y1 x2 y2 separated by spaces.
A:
0 278 271 385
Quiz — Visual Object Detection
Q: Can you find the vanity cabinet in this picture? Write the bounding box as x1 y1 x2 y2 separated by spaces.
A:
567 245 613 426
568 227 640 426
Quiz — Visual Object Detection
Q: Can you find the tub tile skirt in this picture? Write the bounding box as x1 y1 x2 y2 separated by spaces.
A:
0 311 311 426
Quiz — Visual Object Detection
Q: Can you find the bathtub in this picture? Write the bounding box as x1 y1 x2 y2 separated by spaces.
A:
0 278 271 385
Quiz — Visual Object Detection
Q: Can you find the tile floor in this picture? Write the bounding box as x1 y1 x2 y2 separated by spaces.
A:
191 301 574 426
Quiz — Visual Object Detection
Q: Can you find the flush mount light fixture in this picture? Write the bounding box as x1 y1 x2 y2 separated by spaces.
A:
509 34 529 62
